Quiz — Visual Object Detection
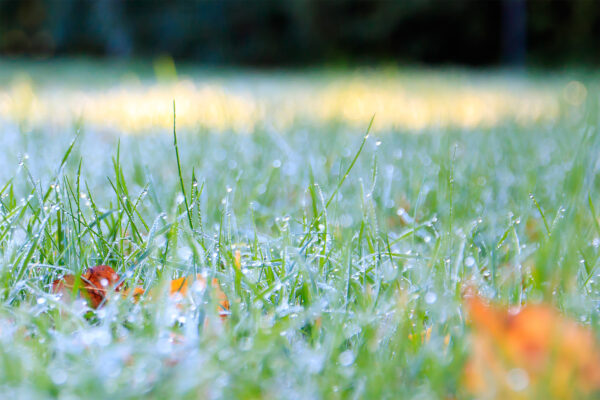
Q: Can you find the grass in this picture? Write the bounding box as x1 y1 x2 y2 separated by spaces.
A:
0 64 599 399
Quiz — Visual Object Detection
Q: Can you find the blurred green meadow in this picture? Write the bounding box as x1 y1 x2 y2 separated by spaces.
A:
0 61 598 399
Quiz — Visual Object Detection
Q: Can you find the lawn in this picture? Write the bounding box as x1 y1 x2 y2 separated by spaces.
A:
0 62 598 399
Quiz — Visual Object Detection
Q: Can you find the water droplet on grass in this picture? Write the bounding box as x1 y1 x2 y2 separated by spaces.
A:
49 368 68 385
338 350 355 366
425 292 437 304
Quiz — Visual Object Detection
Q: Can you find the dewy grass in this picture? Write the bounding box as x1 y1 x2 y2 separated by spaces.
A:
0 69 598 399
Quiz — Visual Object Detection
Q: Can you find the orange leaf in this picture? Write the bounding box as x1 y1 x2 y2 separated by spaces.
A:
170 276 189 296
234 249 241 270
120 286 145 302
169 274 229 319
464 294 600 399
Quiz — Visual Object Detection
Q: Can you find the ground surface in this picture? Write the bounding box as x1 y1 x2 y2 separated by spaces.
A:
0 61 598 399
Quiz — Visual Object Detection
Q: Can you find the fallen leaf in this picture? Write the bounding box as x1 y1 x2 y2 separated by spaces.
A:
464 294 600 399
121 286 145 302
170 274 230 319
234 249 241 270
52 265 123 309
51 274 76 295
51 268 230 320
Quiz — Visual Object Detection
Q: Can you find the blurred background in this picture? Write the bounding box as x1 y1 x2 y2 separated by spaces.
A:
0 1 595 136
0 0 598 67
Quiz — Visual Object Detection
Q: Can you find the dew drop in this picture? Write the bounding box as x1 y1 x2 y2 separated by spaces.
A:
424 292 437 304
465 256 475 267
338 350 355 367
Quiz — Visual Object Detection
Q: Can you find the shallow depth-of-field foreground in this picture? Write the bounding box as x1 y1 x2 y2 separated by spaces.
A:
0 65 599 399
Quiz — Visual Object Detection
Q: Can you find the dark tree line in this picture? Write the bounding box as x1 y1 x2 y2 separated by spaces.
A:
1 0 599 66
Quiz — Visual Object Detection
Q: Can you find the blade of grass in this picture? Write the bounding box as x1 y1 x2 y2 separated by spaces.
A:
172 100 194 230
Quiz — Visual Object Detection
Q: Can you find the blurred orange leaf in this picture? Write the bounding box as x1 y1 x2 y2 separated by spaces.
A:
464 294 600 399
170 274 230 319
120 286 145 302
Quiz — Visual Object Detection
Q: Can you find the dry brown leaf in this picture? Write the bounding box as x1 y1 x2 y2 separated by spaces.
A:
52 265 123 309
